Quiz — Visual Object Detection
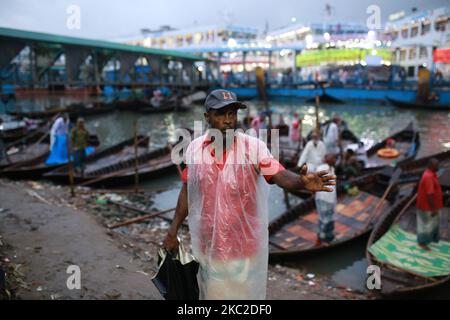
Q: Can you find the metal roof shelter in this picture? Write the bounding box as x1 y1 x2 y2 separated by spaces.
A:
0 27 215 88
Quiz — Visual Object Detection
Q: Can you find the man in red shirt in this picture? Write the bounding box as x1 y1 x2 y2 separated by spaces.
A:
163 89 335 299
416 158 443 250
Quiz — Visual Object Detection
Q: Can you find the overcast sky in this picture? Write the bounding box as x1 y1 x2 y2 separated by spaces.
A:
0 0 448 41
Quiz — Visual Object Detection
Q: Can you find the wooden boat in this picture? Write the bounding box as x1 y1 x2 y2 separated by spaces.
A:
8 102 118 119
0 134 130 180
0 140 49 171
288 122 420 200
362 122 420 171
43 140 176 187
1 119 48 147
396 150 450 188
366 187 450 297
386 97 450 111
269 170 402 260
0 119 56 170
0 133 100 176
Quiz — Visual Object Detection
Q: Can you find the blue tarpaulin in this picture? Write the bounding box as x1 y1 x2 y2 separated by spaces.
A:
45 134 94 165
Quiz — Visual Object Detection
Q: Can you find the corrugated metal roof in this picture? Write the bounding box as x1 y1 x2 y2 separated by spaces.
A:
0 27 208 61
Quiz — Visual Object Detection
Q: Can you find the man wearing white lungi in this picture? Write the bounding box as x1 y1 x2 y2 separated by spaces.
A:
163 90 336 300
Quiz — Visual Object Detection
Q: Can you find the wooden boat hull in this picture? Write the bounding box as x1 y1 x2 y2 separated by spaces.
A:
0 143 49 171
366 192 450 297
305 93 344 104
8 103 118 119
44 141 175 187
269 171 398 260
363 122 420 171
0 135 100 179
396 150 450 187
386 97 450 111
52 163 176 187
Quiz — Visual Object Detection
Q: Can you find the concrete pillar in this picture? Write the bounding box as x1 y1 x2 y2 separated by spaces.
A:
217 52 223 84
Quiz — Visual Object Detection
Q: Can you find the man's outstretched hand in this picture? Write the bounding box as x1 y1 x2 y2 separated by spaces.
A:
299 164 336 192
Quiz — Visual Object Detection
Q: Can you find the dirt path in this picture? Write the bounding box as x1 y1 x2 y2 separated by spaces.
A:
0 181 161 300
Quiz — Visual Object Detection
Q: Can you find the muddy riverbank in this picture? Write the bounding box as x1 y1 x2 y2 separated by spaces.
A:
0 178 368 300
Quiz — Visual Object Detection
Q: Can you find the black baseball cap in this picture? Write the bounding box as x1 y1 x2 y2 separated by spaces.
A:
205 89 247 112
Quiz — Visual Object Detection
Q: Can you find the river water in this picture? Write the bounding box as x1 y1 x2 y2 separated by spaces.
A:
9 95 450 298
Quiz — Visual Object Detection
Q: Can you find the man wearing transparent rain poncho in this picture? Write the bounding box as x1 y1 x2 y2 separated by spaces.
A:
163 90 336 300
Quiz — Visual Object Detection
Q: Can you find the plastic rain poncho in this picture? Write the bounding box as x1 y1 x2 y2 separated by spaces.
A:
186 131 278 300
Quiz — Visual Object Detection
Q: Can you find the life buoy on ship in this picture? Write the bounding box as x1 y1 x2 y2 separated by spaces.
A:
377 148 400 158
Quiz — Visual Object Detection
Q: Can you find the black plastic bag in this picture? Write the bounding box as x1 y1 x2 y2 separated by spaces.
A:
151 243 199 300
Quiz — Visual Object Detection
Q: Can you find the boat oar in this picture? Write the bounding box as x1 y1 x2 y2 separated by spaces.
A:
362 167 402 230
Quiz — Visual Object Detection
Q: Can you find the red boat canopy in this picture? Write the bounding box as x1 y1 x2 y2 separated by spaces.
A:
434 48 450 63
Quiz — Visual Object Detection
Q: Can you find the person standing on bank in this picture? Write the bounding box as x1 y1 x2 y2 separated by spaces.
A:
70 118 90 176
50 113 70 150
323 114 342 155
163 89 336 300
416 158 443 250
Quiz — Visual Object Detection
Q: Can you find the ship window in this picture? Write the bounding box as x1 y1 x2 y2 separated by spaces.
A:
419 47 428 58
391 30 399 40
401 27 408 38
176 35 183 47
400 49 407 61
194 32 203 44
186 34 193 45
435 16 449 31
408 47 416 60
167 36 174 48
410 24 419 37
421 20 431 35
